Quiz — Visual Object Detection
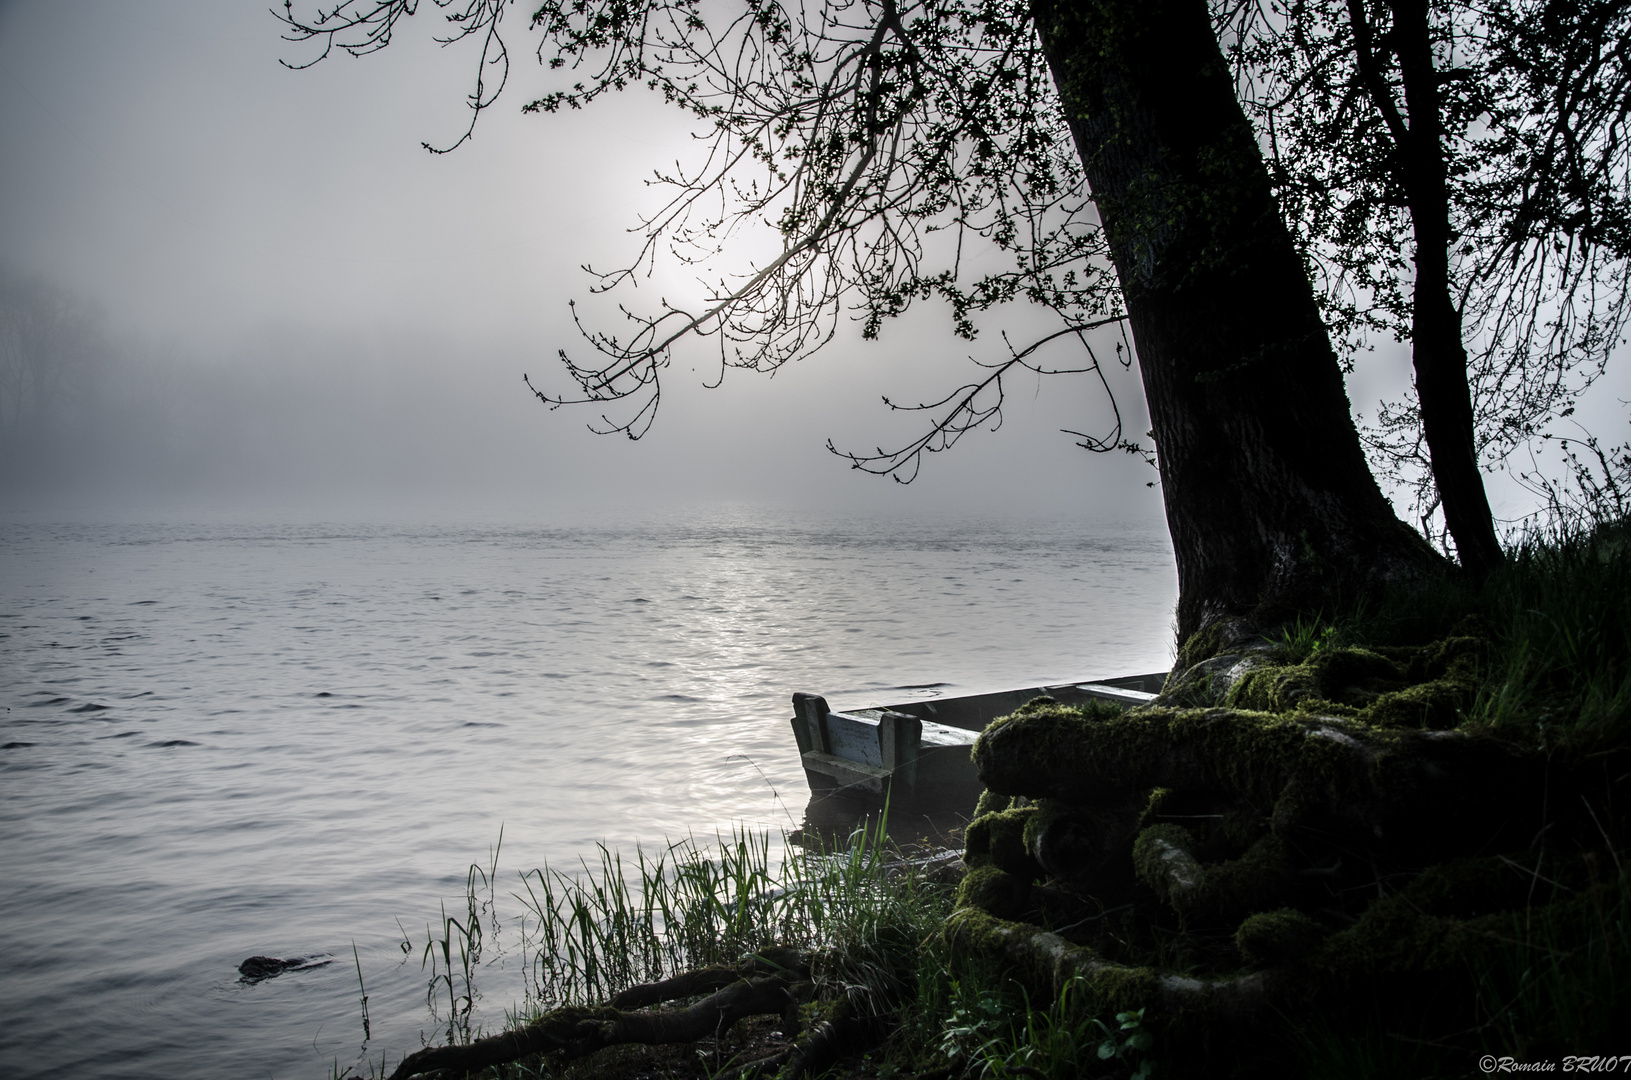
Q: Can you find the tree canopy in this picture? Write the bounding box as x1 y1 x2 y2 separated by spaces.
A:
281 0 1178 480
1230 0 1631 566
278 0 1629 607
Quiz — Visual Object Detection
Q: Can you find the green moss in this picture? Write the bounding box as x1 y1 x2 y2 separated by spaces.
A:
974 700 1155 799
1020 801 1051 854
1136 786 1174 831
1211 636 1483 731
1134 824 1287 921
1022 797 1143 884
1225 662 1317 712
1083 963 1161 1016
1235 908 1326 967
1304 646 1407 695
1154 661 1215 707
1392 635 1486 683
1132 823 1200 906
963 805 1041 879
971 789 1012 818
942 906 1158 1020
941 906 1042 980
1294 697 1362 718
1356 678 1469 728
1177 619 1247 668
955 865 1034 921
974 698 1414 822
1202 835 1289 916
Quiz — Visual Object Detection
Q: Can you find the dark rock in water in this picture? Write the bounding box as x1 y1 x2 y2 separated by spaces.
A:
238 955 331 983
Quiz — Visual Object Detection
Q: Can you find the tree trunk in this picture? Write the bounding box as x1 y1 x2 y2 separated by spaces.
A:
1028 0 1442 646
1388 0 1504 576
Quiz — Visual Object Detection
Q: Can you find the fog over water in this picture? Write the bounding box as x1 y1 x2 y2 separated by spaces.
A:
2 1 1622 518
0 0 1169 518
0 511 1178 1079
0 8 1176 1078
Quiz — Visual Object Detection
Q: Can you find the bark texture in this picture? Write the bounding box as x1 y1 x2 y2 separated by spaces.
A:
1028 0 1442 645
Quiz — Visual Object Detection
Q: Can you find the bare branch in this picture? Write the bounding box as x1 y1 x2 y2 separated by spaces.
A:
826 317 1135 481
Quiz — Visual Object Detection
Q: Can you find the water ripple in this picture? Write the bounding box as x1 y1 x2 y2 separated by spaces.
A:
0 507 1175 1080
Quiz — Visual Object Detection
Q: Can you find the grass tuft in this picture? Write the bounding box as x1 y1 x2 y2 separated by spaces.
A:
1296 516 1631 749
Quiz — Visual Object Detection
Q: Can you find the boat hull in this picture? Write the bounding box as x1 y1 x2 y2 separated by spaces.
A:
790 674 1166 811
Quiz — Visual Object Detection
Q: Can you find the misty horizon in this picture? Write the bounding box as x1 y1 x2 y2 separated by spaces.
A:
2 2 1619 525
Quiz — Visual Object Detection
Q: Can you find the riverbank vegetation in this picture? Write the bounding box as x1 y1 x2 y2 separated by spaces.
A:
952 514 1630 1076
353 812 1161 1080
346 516 1627 1080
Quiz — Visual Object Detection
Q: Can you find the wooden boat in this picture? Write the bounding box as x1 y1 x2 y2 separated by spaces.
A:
790 673 1167 810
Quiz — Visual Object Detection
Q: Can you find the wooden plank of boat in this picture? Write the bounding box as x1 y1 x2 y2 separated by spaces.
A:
790 672 1166 809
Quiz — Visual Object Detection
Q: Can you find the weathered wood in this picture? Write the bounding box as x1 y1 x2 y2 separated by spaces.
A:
792 675 1166 809
801 750 893 795
1075 683 1159 708
793 693 831 755
878 711 921 783
825 711 889 768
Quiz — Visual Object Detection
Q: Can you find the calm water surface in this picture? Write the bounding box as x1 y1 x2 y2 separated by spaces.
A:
0 506 1175 1079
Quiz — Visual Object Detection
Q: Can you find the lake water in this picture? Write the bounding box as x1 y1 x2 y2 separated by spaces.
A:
0 506 1176 1079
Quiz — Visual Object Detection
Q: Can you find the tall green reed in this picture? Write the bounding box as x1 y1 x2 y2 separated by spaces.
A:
512 816 924 1015
418 827 505 1044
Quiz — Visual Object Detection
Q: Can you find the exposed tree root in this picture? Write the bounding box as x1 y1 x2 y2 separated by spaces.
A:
609 947 805 1009
943 906 1280 1025
972 701 1549 859
954 661 1631 1075
684 999 880 1080
385 953 812 1080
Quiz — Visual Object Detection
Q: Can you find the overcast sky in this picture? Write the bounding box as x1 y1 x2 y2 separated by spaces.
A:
0 0 1164 518
0 0 1620 521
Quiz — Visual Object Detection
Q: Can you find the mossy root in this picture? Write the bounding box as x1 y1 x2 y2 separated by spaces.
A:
385 955 810 1080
